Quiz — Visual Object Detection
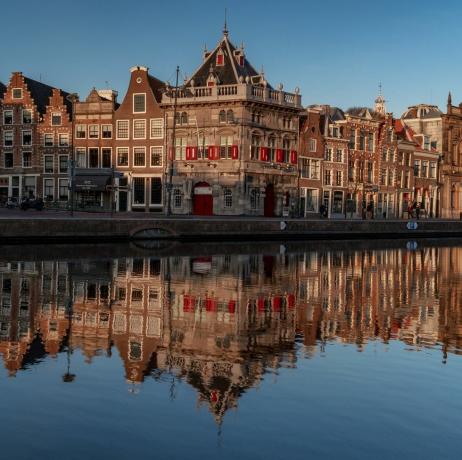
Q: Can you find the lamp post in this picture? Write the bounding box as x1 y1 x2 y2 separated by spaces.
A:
66 93 79 217
167 66 180 216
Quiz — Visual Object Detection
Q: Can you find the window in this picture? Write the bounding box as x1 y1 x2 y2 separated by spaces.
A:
325 148 332 161
382 147 387 162
301 158 310 178
387 169 393 186
250 188 260 210
89 125 99 139
117 120 129 139
250 134 261 160
133 94 146 113
59 155 68 173
89 148 99 168
220 136 233 159
76 148 86 167
335 149 343 162
175 112 188 125
23 176 36 196
175 137 187 160
22 152 32 168
349 129 356 149
59 179 68 201
268 136 276 162
4 110 13 124
282 138 290 162
348 160 354 181
430 162 437 179
133 119 146 139
133 147 146 166
76 124 86 138
101 125 112 138
4 131 13 146
173 188 182 208
421 161 428 177
44 178 54 201
133 177 145 204
367 132 374 152
311 159 320 179
424 136 430 151
12 88 22 99
367 162 373 183
219 110 226 123
309 139 316 152
44 133 53 146
332 191 343 214
44 155 54 173
59 134 69 146
304 189 318 213
216 53 224 66
4 152 13 168
380 168 387 185
22 130 32 146
102 148 111 168
117 148 129 167
150 146 163 167
150 177 162 205
335 170 342 186
388 148 394 163
359 130 365 150
223 188 232 208
324 169 331 185
51 113 61 126
150 118 164 138
227 110 234 123
414 160 420 177
22 109 32 124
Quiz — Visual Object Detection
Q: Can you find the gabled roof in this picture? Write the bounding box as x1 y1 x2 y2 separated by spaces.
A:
147 74 165 102
24 76 71 114
185 31 267 88
346 107 383 120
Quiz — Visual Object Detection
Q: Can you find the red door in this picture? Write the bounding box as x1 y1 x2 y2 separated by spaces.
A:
264 184 275 217
193 182 213 216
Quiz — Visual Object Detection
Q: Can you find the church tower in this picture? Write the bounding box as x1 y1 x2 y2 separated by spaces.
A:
374 83 386 115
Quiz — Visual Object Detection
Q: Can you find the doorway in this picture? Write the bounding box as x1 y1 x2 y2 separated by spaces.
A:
193 182 213 216
264 184 275 217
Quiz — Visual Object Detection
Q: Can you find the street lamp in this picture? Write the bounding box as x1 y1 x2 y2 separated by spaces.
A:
66 93 79 217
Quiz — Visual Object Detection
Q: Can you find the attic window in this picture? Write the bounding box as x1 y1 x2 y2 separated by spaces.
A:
216 53 224 66
239 56 244 66
12 88 22 99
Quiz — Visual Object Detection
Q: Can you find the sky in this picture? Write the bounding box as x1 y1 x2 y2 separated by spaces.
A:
0 0 461 115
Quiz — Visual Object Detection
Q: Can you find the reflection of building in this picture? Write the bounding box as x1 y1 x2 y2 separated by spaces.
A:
4 246 462 419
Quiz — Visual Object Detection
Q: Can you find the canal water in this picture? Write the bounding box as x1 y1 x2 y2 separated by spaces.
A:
0 241 461 459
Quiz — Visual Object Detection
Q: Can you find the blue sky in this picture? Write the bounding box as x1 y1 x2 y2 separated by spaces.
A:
0 0 460 115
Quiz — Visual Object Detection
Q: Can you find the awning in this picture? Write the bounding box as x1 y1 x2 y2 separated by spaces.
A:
74 174 111 192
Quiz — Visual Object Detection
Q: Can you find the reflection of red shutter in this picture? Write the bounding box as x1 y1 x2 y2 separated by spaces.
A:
184 295 195 312
290 150 298 164
228 300 236 314
231 145 239 159
288 294 295 308
211 390 218 402
206 298 217 312
191 146 197 160
257 298 265 312
207 146 214 160
186 147 191 160
260 147 269 161
273 296 281 312
276 149 283 162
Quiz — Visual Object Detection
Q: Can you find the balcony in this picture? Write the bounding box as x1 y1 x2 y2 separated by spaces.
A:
161 83 302 109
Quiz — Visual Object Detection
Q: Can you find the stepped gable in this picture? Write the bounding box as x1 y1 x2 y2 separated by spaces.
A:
23 76 71 115
185 30 267 88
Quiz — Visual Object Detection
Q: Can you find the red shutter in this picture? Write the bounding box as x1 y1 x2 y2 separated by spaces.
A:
276 149 283 162
186 146 191 160
228 300 236 314
287 294 295 308
257 298 265 312
231 145 239 159
169 147 174 160
215 146 220 160
290 150 298 164
207 145 214 160
260 147 269 161
183 295 195 313
191 146 197 160
272 296 281 312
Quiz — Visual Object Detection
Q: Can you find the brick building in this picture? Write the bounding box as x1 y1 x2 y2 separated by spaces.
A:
160 27 302 216
114 66 165 212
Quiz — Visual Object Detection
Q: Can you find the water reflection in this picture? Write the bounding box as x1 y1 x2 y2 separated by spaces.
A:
1 246 461 422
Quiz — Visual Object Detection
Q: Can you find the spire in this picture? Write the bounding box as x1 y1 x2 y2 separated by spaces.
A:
374 82 386 115
448 91 452 105
223 8 228 37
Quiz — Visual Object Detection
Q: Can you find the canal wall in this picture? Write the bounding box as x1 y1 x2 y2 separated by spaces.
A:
1 216 462 243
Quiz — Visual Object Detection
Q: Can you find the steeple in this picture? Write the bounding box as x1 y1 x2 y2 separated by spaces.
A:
447 91 452 114
374 82 386 115
223 8 228 37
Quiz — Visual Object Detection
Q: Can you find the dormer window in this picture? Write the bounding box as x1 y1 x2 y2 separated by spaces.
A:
216 52 224 66
239 56 244 66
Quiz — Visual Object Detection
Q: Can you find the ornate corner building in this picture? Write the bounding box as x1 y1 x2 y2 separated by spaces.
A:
161 27 302 216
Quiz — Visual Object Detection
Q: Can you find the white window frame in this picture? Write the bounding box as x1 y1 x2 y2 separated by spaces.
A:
116 120 129 139
3 110 13 125
133 147 146 167
150 118 164 139
150 146 163 167
133 93 146 114
117 147 129 167
44 133 54 147
58 178 69 201
309 139 316 152
4 130 13 147
101 147 112 168
12 88 23 99
58 133 69 147
76 124 86 139
22 108 32 124
51 113 62 126
22 130 32 146
43 155 54 173
58 154 69 174
101 124 112 139
22 151 32 168
133 119 146 139
88 124 99 139
43 178 55 201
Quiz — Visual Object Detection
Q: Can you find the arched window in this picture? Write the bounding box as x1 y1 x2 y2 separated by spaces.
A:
282 137 290 162
223 188 233 208
219 110 226 123
268 136 276 162
251 134 261 160
226 110 234 123
250 188 260 211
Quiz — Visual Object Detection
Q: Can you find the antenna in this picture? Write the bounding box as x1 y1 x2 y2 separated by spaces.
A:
223 7 228 36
